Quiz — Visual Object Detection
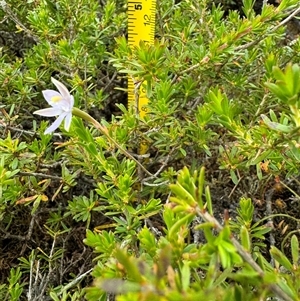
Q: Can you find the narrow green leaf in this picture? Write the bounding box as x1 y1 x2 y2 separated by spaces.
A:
169 183 197 207
168 213 195 240
270 246 293 271
291 235 299 267
197 166 205 208
181 261 191 291
218 245 230 268
250 149 272 166
205 185 213 214
240 226 251 252
277 278 298 300
261 114 293 133
230 169 239 185
114 249 142 282
291 64 300 95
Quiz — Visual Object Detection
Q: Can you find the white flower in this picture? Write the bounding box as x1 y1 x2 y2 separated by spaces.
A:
34 77 74 134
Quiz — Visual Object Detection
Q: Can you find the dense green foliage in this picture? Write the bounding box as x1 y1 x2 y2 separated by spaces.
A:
1 0 300 300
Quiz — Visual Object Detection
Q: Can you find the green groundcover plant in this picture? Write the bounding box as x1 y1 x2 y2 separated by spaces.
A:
0 0 300 300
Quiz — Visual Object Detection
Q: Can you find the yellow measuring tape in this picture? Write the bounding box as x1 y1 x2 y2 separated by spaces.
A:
128 0 156 154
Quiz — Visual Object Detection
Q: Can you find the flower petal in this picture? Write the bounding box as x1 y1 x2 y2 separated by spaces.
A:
64 112 72 131
42 90 63 107
69 95 74 109
51 77 71 99
44 112 67 134
59 98 73 112
33 107 63 117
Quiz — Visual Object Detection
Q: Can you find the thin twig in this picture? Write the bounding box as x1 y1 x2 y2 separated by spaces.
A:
19 171 62 181
175 5 300 77
0 0 39 42
143 180 169 187
265 188 276 263
0 123 63 139
271 6 300 33
0 227 26 240
143 151 174 183
57 268 93 296
236 5 300 51
99 122 154 178
196 207 294 301
33 260 40 300
36 238 57 300
28 256 34 300
73 108 154 178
